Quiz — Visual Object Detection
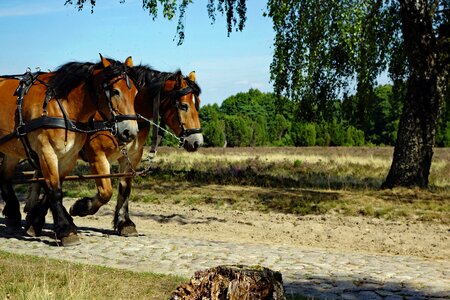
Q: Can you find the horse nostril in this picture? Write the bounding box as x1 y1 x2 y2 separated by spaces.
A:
123 129 132 141
193 141 199 149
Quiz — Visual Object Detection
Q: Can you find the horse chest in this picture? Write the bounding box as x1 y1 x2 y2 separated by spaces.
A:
106 139 140 163
53 139 82 157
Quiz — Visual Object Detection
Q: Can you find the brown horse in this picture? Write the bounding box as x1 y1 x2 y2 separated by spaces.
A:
26 66 203 236
0 55 139 245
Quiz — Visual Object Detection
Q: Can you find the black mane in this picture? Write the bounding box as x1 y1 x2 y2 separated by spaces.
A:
130 65 201 95
48 62 94 98
48 58 132 98
129 65 174 91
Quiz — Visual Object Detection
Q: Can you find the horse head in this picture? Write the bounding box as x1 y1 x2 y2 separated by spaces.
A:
161 70 203 152
93 54 139 144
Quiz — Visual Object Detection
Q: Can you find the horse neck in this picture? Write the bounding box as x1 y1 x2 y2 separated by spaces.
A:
135 87 156 119
63 84 98 123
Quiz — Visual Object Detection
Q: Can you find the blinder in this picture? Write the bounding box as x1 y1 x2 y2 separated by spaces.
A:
168 78 202 140
100 72 138 136
147 72 203 153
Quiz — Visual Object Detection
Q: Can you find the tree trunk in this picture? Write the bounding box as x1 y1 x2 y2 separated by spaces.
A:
170 265 286 300
382 0 444 188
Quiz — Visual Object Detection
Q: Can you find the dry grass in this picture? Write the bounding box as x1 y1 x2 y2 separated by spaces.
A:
0 250 185 300
58 146 450 223
141 147 450 189
122 147 449 224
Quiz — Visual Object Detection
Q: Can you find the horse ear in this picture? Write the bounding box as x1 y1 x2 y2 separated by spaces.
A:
99 53 111 68
125 56 133 67
176 70 183 85
188 71 196 81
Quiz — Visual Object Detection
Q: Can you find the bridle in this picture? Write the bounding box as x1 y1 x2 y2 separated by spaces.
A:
145 72 202 154
96 70 138 136
163 76 202 139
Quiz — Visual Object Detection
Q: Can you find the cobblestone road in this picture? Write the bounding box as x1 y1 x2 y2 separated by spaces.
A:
1 218 449 300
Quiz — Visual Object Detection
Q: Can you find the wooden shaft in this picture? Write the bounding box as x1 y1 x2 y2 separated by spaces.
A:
12 171 144 184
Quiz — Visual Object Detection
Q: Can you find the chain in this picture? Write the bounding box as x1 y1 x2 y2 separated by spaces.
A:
120 146 136 175
137 114 181 143
139 153 156 176
119 139 157 177
117 115 183 177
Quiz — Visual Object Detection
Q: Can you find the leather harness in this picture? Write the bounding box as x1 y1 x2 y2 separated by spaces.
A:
0 71 128 167
147 74 202 155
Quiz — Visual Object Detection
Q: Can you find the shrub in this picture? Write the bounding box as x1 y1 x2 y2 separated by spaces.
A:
292 122 317 146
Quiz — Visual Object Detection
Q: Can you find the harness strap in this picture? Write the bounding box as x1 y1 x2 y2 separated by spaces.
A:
113 114 139 122
14 72 41 127
13 72 43 166
48 89 72 143
0 116 112 146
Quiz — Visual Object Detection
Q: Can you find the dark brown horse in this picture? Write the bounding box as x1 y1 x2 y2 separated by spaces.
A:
0 55 139 245
26 66 203 236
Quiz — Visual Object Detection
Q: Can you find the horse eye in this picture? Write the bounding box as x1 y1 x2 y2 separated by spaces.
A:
111 89 120 97
180 103 189 112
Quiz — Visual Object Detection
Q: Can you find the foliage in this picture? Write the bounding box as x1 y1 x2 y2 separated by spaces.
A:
268 114 291 146
200 103 225 147
203 119 226 147
65 0 246 45
198 88 424 148
291 122 316 147
66 0 450 188
223 114 252 147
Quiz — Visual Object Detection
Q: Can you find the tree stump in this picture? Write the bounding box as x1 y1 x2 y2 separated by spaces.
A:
170 265 286 300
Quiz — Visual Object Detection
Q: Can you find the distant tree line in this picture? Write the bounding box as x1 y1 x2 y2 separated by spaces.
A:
197 87 450 148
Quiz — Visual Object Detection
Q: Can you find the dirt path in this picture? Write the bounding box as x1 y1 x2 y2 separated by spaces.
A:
1 197 449 298
83 197 448 261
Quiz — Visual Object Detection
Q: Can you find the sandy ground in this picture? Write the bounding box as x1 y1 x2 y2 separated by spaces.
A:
76 197 450 261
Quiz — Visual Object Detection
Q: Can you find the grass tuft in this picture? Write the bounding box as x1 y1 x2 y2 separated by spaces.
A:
0 250 185 300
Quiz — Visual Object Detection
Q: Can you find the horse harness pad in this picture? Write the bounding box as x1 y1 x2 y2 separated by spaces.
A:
0 71 117 168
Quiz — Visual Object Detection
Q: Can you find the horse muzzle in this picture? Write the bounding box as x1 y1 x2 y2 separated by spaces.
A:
182 132 203 152
116 120 139 143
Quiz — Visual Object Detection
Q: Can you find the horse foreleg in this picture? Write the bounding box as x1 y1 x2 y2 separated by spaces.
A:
37 146 79 246
113 152 142 236
0 155 21 230
47 187 79 246
0 179 22 230
70 156 113 217
24 181 49 237
24 176 42 213
114 176 137 236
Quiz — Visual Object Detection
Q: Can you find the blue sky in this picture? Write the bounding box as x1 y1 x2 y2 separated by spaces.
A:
0 0 274 106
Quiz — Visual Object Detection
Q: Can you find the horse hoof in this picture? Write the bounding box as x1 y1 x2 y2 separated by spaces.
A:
25 225 38 237
119 225 138 237
5 218 22 231
69 202 86 217
70 198 96 217
60 233 81 247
